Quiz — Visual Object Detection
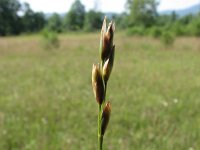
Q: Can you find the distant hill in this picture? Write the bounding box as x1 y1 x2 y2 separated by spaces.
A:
160 3 200 17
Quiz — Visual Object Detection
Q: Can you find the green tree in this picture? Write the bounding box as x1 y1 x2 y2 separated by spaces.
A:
47 13 62 33
156 15 171 26
0 0 21 35
115 13 129 29
64 0 85 31
84 10 103 31
21 3 46 33
32 12 46 32
187 15 200 36
179 14 193 25
171 11 177 22
127 0 158 27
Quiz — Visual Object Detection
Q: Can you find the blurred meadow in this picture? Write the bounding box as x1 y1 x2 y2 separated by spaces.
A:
0 33 200 149
1 0 200 149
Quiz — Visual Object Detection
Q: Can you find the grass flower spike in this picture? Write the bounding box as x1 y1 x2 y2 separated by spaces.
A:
92 16 115 150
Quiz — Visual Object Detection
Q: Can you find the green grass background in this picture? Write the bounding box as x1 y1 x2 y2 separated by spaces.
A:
0 33 200 150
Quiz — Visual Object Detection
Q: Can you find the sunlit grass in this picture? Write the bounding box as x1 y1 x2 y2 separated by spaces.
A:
0 33 200 150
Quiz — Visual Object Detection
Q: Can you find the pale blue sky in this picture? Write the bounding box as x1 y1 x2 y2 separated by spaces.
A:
19 0 200 13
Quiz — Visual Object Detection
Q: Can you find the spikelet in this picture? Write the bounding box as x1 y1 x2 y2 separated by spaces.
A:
102 45 115 83
100 17 115 64
101 102 111 136
92 64 105 105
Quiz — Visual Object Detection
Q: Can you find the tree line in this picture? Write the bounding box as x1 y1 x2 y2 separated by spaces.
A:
0 0 200 36
0 0 46 35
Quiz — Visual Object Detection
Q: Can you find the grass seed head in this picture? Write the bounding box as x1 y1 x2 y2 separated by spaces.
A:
103 59 111 83
103 45 115 83
101 102 111 136
100 17 115 63
92 64 105 105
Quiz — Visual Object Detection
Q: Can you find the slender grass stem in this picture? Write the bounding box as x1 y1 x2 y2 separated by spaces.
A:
98 82 107 150
98 104 102 150
99 135 103 150
104 82 107 99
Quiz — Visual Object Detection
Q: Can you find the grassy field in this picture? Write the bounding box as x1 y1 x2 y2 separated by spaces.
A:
0 33 200 150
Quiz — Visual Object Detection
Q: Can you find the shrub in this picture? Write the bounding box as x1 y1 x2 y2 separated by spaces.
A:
161 31 175 47
172 22 186 36
188 20 200 37
148 27 162 38
41 29 60 50
126 26 145 36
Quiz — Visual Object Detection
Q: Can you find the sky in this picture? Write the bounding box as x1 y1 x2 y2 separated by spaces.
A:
19 0 200 13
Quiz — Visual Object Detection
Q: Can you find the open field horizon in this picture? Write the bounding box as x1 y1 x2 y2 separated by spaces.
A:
0 33 200 150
